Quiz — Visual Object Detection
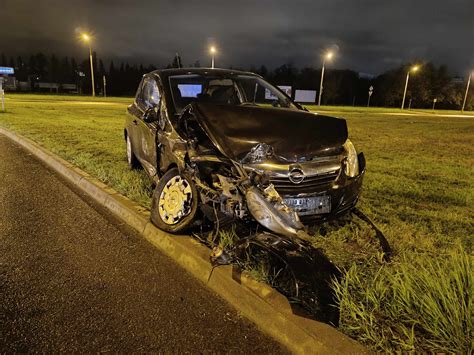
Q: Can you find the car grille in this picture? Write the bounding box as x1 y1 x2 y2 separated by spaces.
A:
270 169 340 195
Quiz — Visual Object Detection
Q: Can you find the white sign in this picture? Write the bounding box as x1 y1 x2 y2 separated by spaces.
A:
368 86 374 97
264 88 275 100
294 89 317 103
265 85 292 100
278 85 292 97
0 67 14 75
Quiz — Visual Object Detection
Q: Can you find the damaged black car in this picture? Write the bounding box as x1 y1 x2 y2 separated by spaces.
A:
126 68 365 238
125 68 368 321
125 68 365 238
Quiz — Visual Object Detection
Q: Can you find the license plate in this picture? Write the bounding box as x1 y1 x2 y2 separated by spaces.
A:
284 195 331 215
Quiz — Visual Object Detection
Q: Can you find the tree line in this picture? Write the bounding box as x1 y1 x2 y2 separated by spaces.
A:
1 52 471 110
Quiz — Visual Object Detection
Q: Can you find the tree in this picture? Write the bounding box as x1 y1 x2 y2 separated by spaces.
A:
48 54 59 83
167 54 183 69
59 57 72 83
15 56 28 81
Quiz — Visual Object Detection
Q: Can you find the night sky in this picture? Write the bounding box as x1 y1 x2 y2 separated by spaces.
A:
2 0 473 75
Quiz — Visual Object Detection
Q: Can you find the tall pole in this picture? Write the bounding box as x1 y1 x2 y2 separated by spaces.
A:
401 71 410 110
461 72 471 112
103 75 107 97
88 44 95 97
318 59 325 106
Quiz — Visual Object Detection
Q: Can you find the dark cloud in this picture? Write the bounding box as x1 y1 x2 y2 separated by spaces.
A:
1 0 472 75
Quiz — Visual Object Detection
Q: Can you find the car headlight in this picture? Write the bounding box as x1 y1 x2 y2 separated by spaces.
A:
343 139 359 178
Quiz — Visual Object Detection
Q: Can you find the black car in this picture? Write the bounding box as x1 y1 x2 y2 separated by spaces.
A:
124 68 365 239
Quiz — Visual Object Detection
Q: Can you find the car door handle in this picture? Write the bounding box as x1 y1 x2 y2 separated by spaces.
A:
132 119 138 125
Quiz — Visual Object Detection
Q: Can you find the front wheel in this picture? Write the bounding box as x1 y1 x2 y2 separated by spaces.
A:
150 168 198 233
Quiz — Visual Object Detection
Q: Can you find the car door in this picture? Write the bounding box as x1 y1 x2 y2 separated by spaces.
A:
134 76 161 177
125 78 145 163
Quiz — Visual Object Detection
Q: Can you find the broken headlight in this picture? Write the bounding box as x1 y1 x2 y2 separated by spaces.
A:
343 139 359 178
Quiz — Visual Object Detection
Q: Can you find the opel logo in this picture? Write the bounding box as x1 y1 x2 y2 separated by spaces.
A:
289 168 305 184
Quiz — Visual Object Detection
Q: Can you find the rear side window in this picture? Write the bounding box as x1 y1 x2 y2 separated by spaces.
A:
138 77 161 110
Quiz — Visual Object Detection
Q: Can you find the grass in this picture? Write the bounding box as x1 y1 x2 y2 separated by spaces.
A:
0 94 472 352
332 245 471 352
5 92 133 103
305 104 474 116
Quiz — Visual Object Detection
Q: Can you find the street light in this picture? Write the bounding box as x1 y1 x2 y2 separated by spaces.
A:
318 51 334 106
461 71 472 112
401 65 419 110
81 32 95 97
209 46 217 69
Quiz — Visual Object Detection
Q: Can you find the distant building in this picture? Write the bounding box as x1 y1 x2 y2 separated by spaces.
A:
451 77 465 84
358 72 375 80
16 81 78 93
0 75 17 90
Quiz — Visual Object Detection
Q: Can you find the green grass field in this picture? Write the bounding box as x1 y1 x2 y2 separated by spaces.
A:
304 104 474 116
1 94 472 352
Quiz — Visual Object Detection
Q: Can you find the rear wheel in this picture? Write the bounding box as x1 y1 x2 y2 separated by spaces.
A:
126 133 140 169
150 168 198 233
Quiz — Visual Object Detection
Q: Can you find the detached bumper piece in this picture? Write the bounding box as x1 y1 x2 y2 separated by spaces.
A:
210 232 341 324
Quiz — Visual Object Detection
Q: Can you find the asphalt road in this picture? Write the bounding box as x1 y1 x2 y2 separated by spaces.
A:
0 134 286 353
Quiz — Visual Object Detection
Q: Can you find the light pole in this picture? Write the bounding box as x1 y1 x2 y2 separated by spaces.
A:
401 65 419 110
367 86 374 107
461 71 472 112
81 33 95 97
103 75 107 97
318 51 333 107
209 46 217 69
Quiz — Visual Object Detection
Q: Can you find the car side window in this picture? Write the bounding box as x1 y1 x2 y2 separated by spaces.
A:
139 78 161 110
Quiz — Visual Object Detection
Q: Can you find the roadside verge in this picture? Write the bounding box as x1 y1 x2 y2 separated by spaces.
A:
0 127 366 354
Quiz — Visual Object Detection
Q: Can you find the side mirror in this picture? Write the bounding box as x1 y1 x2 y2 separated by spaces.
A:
143 106 159 123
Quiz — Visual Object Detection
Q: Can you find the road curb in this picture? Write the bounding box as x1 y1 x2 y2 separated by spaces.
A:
0 127 367 354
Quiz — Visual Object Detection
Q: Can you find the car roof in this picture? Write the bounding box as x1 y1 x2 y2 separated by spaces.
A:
149 67 261 80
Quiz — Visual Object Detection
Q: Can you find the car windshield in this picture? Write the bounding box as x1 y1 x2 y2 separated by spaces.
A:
168 74 298 113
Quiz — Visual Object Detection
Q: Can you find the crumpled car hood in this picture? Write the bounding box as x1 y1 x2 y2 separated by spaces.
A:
191 102 348 161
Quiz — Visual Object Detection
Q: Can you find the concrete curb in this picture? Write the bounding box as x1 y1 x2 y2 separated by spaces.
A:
0 127 367 354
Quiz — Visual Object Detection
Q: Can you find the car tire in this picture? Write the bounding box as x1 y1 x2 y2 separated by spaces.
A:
126 133 140 169
150 168 198 233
